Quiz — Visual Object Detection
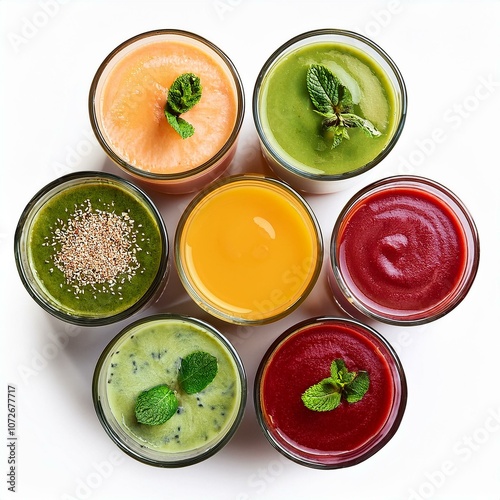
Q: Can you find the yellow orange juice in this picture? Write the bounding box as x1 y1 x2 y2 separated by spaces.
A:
175 175 323 324
89 30 244 194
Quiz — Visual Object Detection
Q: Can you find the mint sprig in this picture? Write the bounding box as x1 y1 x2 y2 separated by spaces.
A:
134 350 218 426
135 385 178 425
179 351 218 395
301 359 370 412
306 64 381 148
164 73 202 139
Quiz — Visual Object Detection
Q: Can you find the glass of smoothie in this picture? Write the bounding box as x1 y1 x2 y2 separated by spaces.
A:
14 172 169 326
89 30 245 194
329 176 480 325
92 314 246 467
253 29 407 194
255 316 407 468
175 174 323 325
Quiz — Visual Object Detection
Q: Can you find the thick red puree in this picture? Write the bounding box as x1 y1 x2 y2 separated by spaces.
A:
260 323 394 455
338 187 467 317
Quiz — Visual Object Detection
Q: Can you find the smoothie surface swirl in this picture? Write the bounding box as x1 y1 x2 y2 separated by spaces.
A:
338 187 468 315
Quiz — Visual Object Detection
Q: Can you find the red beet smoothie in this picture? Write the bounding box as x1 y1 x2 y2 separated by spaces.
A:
260 322 394 457
337 187 467 318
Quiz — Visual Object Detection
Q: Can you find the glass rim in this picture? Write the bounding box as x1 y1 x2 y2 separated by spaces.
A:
14 171 169 326
174 173 324 325
330 175 480 326
92 313 247 467
252 28 408 182
254 315 408 469
88 28 245 181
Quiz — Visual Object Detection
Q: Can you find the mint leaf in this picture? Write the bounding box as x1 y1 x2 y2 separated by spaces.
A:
302 358 370 412
164 73 202 139
330 358 340 380
344 371 370 403
341 113 382 138
301 379 342 412
179 351 218 395
135 384 178 426
165 111 195 140
306 64 380 148
306 64 340 114
337 80 353 110
324 126 347 149
167 73 202 114
333 359 356 386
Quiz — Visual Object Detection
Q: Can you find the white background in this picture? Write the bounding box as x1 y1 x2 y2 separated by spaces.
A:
1 1 500 499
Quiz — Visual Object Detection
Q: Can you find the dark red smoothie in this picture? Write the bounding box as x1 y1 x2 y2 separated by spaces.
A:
256 318 406 468
331 177 479 324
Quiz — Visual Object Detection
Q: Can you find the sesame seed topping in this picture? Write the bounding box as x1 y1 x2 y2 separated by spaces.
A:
48 199 143 297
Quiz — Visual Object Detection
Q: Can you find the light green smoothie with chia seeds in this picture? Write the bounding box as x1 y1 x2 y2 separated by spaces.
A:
106 317 242 453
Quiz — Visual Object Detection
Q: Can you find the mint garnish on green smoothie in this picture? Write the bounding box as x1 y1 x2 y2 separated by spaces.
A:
179 351 218 394
164 73 202 139
134 350 218 425
135 385 178 426
306 64 381 148
301 358 370 412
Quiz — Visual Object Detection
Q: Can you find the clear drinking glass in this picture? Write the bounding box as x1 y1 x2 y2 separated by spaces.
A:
329 175 480 325
89 29 245 194
92 314 247 467
255 316 407 468
175 174 323 325
253 29 407 194
14 171 169 326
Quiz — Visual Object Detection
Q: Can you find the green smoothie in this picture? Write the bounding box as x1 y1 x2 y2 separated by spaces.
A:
259 42 398 175
105 318 242 454
26 178 164 318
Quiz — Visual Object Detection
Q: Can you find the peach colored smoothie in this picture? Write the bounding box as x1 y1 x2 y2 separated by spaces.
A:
100 40 237 174
90 31 244 193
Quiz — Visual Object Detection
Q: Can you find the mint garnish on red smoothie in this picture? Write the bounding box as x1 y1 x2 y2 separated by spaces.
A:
306 64 381 148
164 73 202 139
301 358 370 412
134 350 218 425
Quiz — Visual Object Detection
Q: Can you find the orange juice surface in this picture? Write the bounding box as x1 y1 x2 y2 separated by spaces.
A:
177 177 322 323
100 40 238 174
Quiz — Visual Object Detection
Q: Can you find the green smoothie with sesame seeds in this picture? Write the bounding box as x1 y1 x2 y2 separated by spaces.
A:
104 317 243 454
258 41 399 175
25 177 164 319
